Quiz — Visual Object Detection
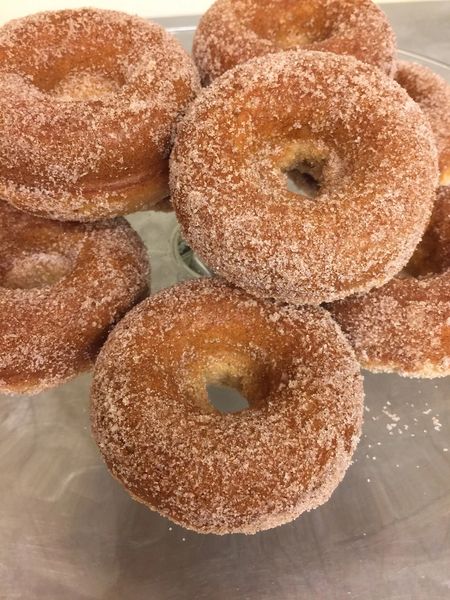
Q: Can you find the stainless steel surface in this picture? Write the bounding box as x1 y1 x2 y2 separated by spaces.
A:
1 11 450 600
383 1 450 63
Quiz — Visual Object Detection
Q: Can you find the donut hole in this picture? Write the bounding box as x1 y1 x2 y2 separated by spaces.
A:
206 383 249 414
236 1 332 48
285 162 322 198
203 369 266 414
0 252 73 289
277 139 328 199
7 12 141 99
191 351 274 414
50 69 122 101
16 44 130 98
30 57 128 99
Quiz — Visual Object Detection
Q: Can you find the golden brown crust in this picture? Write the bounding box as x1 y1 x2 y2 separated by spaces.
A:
91 278 363 534
329 186 450 378
395 61 450 185
0 9 200 221
171 50 438 306
0 201 149 395
193 0 396 83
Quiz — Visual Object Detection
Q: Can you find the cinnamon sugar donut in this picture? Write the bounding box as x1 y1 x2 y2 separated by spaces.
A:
0 9 199 221
0 201 149 395
395 61 450 185
91 278 363 534
193 0 396 83
171 51 438 306
329 186 450 378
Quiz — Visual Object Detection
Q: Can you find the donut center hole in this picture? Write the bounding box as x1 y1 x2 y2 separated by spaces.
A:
197 355 272 414
272 21 332 48
284 159 324 199
237 3 332 48
206 384 250 414
50 69 121 101
1 252 73 289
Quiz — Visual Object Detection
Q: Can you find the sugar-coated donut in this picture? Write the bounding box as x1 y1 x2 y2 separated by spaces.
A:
193 0 396 83
395 61 450 185
329 186 450 378
91 278 363 534
0 9 199 221
0 201 149 395
171 51 438 306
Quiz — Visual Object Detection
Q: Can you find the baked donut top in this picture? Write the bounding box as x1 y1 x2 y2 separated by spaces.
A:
194 0 396 81
91 277 363 533
0 199 148 295
328 186 450 378
0 9 199 200
0 200 149 392
171 50 438 305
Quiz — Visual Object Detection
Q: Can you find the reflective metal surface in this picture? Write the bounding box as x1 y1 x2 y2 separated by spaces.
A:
1 17 450 600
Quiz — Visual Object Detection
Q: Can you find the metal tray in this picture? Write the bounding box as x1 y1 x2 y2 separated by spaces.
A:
1 25 449 600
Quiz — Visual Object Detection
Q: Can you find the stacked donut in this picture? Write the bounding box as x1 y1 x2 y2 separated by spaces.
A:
0 9 200 392
94 1 448 534
1 2 449 536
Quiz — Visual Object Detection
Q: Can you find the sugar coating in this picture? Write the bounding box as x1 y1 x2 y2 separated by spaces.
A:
193 0 396 83
0 201 149 395
91 277 364 534
395 60 450 184
170 50 438 306
329 186 450 378
0 8 200 221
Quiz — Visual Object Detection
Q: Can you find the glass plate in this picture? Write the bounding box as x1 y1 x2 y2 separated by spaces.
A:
0 26 449 600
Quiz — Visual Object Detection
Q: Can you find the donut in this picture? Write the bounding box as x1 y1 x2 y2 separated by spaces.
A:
395 61 450 185
91 277 363 534
0 201 149 395
193 0 396 83
0 9 199 221
329 186 450 378
171 51 438 306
